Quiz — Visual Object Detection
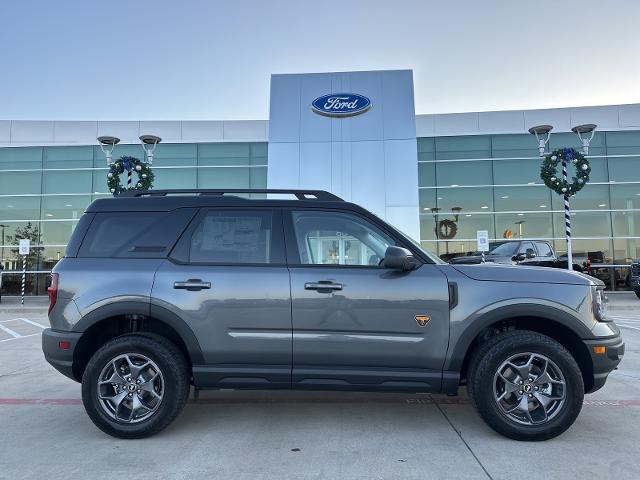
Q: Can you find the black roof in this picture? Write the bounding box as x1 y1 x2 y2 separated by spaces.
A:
86 189 352 213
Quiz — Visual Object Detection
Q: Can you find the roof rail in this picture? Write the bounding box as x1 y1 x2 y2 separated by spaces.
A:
117 189 344 201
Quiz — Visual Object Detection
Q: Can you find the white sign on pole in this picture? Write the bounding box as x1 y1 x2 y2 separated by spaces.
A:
19 239 30 256
476 230 489 252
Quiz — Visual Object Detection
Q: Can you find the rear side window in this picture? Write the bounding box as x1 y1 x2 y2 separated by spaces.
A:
189 210 275 264
78 209 196 258
535 242 553 257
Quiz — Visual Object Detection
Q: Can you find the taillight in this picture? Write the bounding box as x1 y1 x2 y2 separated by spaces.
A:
586 257 591 274
48 273 59 314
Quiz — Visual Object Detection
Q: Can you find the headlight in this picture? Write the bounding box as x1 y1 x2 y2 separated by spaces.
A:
593 287 609 321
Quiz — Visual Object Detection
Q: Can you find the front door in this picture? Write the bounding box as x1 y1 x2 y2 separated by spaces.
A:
285 209 450 392
151 208 291 389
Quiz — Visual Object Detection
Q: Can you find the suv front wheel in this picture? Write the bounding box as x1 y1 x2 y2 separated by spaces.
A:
81 333 190 438
468 331 584 441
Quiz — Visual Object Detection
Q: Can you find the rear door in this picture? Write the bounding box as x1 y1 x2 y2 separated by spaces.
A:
285 209 450 392
151 208 292 389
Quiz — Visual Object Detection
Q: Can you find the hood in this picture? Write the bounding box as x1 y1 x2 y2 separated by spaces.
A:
451 263 601 286
449 255 513 265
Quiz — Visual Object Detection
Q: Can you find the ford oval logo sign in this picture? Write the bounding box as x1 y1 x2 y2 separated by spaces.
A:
311 93 371 118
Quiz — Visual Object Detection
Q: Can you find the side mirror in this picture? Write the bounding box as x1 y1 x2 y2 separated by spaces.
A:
526 248 535 259
383 246 418 271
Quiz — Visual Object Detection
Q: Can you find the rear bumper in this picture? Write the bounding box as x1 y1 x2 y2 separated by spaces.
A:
42 328 82 382
583 334 625 393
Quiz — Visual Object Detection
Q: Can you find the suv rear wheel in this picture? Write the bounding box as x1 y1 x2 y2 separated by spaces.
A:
81 333 190 438
468 331 584 441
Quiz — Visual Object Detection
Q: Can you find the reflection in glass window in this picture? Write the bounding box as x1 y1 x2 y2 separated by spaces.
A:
436 160 492 186
550 184 610 211
435 136 491 160
553 212 612 238
190 211 272 264
0 172 42 195
435 187 493 213
611 211 640 237
610 184 640 210
494 186 551 212
292 211 393 266
492 159 542 185
495 213 553 240
44 146 93 168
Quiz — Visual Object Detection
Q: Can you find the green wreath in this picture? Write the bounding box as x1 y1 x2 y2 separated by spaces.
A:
107 156 154 195
437 219 458 240
540 148 590 197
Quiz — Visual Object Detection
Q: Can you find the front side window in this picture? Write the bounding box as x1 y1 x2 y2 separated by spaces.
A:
518 241 535 255
190 210 273 264
291 211 394 266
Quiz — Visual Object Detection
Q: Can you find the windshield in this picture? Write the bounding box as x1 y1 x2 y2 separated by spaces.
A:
487 242 519 256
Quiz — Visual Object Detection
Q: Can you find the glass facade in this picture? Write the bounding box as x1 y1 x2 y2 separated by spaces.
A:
418 130 640 289
0 142 267 294
1 130 639 294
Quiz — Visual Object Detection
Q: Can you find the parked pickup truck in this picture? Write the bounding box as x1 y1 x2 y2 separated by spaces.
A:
448 240 584 272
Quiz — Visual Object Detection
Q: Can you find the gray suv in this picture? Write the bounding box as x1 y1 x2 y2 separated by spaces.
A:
42 189 624 440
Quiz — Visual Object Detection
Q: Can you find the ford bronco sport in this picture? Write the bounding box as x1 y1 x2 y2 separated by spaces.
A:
42 189 624 440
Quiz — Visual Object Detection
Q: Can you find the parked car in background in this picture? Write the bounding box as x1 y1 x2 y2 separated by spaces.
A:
632 259 640 298
448 240 584 272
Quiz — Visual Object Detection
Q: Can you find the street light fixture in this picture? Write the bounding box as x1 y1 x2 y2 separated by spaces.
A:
528 125 553 157
571 124 597 155
97 136 120 166
139 135 162 165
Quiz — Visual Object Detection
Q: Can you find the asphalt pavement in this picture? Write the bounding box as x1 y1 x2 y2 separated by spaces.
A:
0 294 639 480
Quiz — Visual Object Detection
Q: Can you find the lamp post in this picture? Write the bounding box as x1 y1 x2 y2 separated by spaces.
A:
139 135 162 166
0 224 7 267
97 136 120 166
571 124 597 155
528 125 553 156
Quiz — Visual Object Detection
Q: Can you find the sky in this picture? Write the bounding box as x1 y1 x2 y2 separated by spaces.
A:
1 0 639 120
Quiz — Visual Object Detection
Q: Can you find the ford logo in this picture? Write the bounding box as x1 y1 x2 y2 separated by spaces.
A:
311 93 371 118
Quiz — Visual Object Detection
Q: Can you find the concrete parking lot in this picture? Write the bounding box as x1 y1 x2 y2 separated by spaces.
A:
1 295 639 480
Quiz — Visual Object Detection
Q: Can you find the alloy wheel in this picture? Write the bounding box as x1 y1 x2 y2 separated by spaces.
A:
493 352 566 425
96 353 164 423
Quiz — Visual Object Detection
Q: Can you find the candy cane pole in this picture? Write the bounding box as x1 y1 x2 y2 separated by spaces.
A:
562 158 573 271
21 254 26 305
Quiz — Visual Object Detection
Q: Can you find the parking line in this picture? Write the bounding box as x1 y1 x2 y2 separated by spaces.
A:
0 333 40 343
617 323 640 332
0 323 22 338
14 318 48 329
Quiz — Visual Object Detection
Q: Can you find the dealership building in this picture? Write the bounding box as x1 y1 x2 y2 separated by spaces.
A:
1 69 639 293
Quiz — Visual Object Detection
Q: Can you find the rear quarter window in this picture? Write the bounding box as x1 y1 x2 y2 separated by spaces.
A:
78 209 196 258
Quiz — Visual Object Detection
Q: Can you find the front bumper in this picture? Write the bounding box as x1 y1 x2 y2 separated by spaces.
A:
42 328 82 382
583 334 625 393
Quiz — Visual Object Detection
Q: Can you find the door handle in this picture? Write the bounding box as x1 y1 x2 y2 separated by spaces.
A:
304 281 343 291
173 279 211 291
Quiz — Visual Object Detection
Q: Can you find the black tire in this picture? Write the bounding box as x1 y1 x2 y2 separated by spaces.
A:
82 333 190 439
634 287 640 300
467 330 584 441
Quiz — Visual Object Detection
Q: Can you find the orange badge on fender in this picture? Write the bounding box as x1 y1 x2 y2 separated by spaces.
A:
415 315 430 327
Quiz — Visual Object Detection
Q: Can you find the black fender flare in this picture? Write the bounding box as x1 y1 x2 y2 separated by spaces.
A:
444 303 593 373
73 300 204 365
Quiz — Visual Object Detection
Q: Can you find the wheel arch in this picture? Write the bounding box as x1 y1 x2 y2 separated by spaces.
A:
71 301 204 382
450 304 595 393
